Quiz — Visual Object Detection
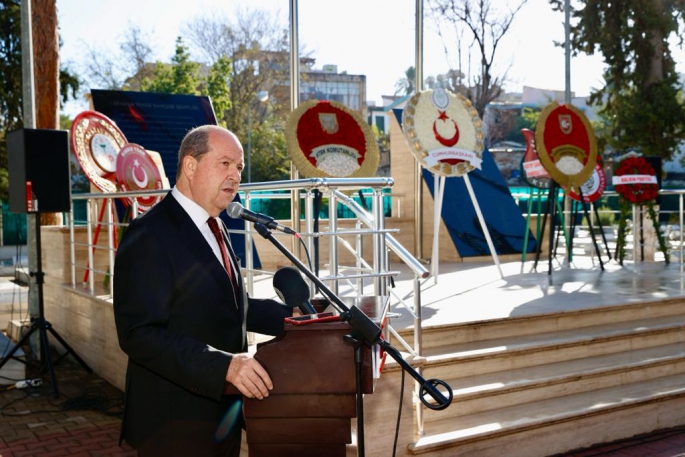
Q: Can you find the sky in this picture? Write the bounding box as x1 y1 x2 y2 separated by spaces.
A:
56 0 685 116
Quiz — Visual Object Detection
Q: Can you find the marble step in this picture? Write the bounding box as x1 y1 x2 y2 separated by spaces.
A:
424 342 685 420
413 314 685 381
409 372 685 456
394 297 685 350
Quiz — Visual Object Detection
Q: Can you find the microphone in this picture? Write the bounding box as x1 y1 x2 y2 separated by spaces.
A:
273 267 317 315
227 202 297 235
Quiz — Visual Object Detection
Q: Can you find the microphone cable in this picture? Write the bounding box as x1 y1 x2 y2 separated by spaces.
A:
392 368 406 457
295 233 326 300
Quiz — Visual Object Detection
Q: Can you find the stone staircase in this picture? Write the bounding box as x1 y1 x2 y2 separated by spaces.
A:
386 296 685 457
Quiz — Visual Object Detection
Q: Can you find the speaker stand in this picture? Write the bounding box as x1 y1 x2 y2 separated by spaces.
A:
0 214 92 397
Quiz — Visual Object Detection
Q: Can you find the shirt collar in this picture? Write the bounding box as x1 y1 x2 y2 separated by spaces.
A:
171 186 215 230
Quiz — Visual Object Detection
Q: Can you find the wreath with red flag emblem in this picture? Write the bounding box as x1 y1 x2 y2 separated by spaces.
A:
286 100 379 178
535 102 597 190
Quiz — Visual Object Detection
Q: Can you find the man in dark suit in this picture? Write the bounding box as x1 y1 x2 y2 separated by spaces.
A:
113 125 292 456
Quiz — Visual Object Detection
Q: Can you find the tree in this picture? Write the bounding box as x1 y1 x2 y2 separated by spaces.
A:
141 37 201 94
183 8 291 123
138 38 233 122
81 24 157 91
0 0 21 200
424 69 465 93
183 8 293 182
0 1 22 135
427 0 528 118
69 7 296 183
395 66 416 96
249 120 291 183
549 0 685 161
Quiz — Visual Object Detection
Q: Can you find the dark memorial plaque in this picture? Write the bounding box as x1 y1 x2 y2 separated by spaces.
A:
90 90 217 188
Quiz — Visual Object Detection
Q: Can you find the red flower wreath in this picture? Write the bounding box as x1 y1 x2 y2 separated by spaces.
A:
612 156 658 204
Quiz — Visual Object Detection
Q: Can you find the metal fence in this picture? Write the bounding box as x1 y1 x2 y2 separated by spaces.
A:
68 177 429 357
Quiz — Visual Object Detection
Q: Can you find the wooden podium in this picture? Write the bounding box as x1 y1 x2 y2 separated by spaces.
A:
225 318 376 457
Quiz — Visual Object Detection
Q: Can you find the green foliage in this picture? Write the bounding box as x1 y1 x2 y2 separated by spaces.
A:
207 56 233 122
248 121 290 183
520 107 540 129
370 124 389 151
0 0 22 201
59 114 72 130
550 0 685 160
0 0 22 134
59 67 80 106
141 37 201 95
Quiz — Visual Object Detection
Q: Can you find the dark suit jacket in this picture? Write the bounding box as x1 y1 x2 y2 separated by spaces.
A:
113 194 292 449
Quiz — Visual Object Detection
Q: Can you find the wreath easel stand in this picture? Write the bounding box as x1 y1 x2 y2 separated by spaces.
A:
429 173 504 282
567 198 612 264
532 183 571 274
521 187 545 268
615 199 670 265
567 188 606 269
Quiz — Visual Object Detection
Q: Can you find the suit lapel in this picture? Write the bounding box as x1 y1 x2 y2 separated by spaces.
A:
218 219 244 318
164 196 241 313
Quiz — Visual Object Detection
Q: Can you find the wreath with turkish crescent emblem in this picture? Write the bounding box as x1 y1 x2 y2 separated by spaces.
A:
71 110 128 193
286 100 379 178
534 102 597 190
116 143 164 212
401 88 484 177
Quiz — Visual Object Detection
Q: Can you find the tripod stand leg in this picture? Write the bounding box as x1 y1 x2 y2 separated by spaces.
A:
578 188 605 270
45 322 92 373
37 319 60 397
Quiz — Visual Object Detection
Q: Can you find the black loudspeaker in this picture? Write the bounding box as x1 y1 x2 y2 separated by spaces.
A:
7 128 71 214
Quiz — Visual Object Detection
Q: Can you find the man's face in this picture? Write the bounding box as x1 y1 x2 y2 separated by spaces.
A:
187 130 244 217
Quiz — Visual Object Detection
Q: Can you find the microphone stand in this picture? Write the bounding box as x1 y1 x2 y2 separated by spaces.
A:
253 223 453 456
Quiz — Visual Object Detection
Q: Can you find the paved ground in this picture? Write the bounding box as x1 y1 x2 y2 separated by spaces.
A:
0 262 135 457
0 358 134 456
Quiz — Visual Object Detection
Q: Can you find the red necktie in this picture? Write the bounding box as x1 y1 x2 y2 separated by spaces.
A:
207 217 235 283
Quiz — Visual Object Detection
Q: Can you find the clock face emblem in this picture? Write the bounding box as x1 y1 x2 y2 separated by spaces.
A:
91 133 119 173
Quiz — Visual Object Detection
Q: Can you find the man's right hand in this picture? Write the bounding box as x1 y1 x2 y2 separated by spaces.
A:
225 353 273 399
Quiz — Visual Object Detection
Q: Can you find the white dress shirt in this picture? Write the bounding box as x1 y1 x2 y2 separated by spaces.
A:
171 186 231 270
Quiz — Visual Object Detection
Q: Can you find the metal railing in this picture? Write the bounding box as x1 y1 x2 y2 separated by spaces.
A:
231 179 429 353
68 178 429 352
69 178 433 435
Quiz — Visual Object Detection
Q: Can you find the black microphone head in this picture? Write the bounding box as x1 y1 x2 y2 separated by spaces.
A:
273 267 310 308
227 202 244 219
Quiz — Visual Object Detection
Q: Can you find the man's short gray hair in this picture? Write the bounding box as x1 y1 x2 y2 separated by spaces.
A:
176 125 226 179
